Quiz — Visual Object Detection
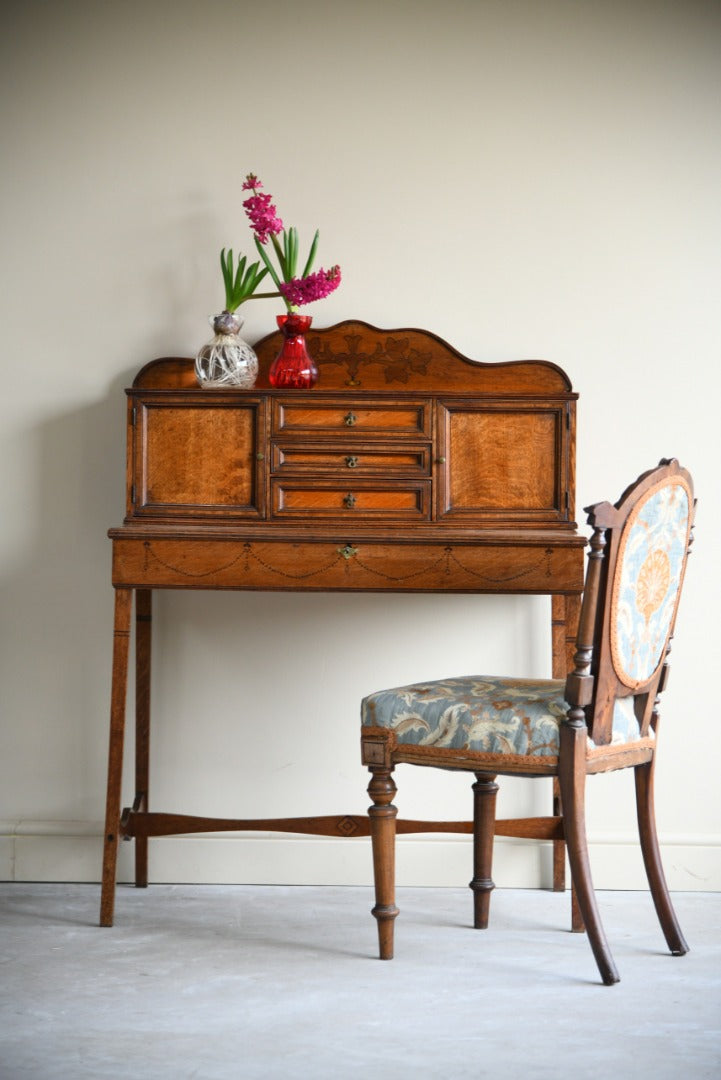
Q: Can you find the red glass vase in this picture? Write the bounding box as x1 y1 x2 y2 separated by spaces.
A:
268 313 318 389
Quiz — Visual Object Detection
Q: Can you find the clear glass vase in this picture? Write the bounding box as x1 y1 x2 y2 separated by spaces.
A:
195 311 258 389
268 313 318 389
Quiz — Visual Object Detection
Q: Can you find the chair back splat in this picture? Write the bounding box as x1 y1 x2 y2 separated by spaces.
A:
576 459 694 747
360 458 696 985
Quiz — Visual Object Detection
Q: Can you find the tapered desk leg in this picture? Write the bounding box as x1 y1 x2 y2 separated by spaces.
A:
134 590 152 888
100 587 133 927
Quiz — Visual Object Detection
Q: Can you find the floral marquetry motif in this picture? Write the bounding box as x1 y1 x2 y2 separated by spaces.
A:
307 332 433 387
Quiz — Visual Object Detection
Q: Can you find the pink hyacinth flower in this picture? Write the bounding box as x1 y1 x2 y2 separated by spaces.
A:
242 191 284 245
279 266 342 307
242 173 261 190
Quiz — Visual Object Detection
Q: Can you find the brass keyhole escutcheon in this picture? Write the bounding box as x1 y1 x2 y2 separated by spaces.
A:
343 493 357 509
346 456 359 468
344 412 357 427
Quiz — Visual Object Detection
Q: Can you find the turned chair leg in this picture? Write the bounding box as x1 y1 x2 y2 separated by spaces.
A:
635 759 689 956
470 772 498 929
368 766 399 959
559 724 620 985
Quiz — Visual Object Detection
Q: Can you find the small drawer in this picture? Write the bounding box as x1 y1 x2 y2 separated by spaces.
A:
271 480 431 520
273 398 430 437
271 442 431 476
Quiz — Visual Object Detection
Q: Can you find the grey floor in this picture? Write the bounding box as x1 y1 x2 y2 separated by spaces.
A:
0 884 719 1080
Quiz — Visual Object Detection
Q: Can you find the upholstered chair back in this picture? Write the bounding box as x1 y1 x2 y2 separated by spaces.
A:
566 460 695 747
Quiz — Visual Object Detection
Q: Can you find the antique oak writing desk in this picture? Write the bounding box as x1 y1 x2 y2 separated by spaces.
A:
100 320 585 925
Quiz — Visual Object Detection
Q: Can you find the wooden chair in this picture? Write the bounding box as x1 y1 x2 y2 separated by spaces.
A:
360 459 695 984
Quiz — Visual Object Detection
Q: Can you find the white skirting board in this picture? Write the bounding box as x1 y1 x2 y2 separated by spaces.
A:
0 821 718 891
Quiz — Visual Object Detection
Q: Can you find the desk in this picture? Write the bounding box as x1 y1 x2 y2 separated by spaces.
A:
100 321 585 925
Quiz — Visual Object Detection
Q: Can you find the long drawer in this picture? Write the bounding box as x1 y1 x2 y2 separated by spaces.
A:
271 480 432 519
272 398 430 437
111 534 584 593
271 442 431 476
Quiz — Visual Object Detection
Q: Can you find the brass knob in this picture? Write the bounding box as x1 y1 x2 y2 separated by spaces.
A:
435 456 446 464
256 452 265 461
346 455 359 468
344 411 357 426
343 493 357 509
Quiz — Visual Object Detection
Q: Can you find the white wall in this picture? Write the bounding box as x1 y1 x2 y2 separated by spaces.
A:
2 0 719 892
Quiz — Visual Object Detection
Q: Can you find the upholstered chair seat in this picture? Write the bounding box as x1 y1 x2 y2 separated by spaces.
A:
362 676 649 763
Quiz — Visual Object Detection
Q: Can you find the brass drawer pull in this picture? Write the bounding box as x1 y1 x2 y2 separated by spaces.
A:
343 493 357 509
346 455 360 468
344 411 357 427
337 544 358 560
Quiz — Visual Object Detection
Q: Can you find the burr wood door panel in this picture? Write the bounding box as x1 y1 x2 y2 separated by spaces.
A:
436 401 571 526
131 398 265 519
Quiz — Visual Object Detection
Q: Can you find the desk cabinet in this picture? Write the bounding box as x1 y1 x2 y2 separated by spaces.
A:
128 385 573 532
101 320 586 926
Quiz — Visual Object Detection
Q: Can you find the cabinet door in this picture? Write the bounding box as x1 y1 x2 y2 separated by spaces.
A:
130 397 265 519
436 400 571 525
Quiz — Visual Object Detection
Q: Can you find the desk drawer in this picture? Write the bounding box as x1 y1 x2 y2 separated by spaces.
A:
111 535 584 594
271 480 431 520
271 442 431 476
273 398 430 437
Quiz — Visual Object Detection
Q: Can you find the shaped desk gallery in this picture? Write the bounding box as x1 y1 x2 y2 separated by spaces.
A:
100 320 585 925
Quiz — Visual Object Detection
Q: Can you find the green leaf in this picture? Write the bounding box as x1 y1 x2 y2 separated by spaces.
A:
255 237 283 291
290 229 297 277
242 261 268 298
271 231 287 279
234 254 247 293
221 248 235 307
253 266 269 290
301 230 320 278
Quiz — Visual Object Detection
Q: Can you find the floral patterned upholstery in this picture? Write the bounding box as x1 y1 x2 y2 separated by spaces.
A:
361 675 645 759
611 476 691 688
